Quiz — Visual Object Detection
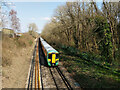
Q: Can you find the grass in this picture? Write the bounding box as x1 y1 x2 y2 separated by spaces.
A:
58 46 120 88
2 33 36 67
2 56 12 67
29 40 33 46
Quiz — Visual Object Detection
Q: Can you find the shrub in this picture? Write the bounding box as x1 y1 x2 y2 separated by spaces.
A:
29 40 33 46
2 56 12 67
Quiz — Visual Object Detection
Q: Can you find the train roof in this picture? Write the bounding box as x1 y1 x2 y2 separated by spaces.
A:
40 37 59 53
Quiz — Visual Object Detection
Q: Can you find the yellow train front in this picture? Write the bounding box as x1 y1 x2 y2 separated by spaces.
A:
40 37 59 66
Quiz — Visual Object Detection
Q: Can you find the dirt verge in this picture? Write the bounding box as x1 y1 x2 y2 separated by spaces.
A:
2 33 37 88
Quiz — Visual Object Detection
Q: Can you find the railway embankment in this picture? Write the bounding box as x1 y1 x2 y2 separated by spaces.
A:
2 33 38 88
57 46 120 88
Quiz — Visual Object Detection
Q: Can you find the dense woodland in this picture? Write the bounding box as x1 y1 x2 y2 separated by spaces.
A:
41 1 120 63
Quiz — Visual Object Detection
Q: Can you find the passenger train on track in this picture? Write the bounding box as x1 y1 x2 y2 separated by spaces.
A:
40 37 59 66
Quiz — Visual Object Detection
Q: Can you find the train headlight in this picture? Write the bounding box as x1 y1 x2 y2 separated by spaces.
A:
48 59 51 62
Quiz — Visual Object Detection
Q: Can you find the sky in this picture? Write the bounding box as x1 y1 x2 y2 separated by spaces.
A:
2 0 106 33
13 2 65 33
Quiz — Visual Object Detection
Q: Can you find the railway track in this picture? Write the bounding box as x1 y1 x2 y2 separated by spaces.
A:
26 38 75 90
26 42 36 89
27 39 42 89
56 67 73 90
49 66 73 90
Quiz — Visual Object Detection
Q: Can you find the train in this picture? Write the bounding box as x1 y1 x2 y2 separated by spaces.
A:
40 37 59 66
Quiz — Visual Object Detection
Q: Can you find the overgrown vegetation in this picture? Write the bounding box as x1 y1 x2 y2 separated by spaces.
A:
59 46 120 88
41 2 120 61
41 1 120 88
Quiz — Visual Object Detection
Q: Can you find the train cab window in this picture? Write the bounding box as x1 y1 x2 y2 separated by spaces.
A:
48 54 52 59
56 54 59 59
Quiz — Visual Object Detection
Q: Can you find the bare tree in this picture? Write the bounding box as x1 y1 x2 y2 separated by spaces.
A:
28 23 38 37
9 9 20 32
28 23 38 32
1 1 9 28
0 6 2 28
41 1 120 61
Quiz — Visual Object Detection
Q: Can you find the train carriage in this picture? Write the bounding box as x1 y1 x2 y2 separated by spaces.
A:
40 37 59 66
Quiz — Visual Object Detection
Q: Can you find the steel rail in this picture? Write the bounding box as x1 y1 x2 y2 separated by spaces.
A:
37 49 40 89
38 38 44 90
35 42 38 89
30 45 36 89
56 67 73 90
30 57 35 89
49 67 59 90
27 43 37 90
27 38 43 90
35 39 41 90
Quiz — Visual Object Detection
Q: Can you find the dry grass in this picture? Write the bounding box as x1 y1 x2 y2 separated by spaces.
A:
2 32 38 88
2 33 36 67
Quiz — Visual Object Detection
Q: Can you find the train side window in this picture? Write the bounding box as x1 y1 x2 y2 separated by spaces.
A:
56 54 59 59
48 54 52 59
